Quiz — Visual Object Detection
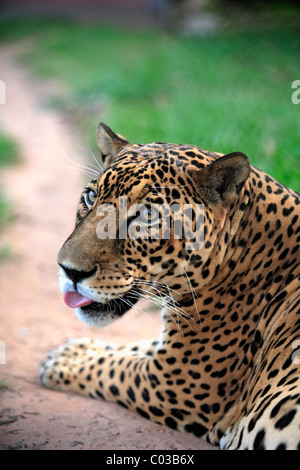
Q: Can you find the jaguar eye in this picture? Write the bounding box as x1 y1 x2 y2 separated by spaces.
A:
141 205 160 225
85 189 97 206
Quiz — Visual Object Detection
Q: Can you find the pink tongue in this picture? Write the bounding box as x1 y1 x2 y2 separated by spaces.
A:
63 291 94 308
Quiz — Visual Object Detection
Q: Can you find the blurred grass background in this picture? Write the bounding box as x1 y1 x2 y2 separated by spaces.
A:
0 132 18 260
0 1 299 192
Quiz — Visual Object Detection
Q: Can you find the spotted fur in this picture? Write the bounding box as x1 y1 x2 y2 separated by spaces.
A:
41 123 300 449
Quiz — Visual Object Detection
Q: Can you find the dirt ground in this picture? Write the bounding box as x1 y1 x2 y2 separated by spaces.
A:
0 43 217 451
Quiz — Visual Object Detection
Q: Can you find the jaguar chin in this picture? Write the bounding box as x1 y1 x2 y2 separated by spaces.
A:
75 287 141 328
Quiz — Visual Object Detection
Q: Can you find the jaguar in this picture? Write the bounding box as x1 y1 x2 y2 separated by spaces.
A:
41 122 300 449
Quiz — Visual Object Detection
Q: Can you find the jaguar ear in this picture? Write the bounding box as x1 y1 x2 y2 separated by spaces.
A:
189 152 250 206
96 122 130 169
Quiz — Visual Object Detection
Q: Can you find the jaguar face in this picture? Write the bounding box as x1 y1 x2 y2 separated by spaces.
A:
57 123 250 327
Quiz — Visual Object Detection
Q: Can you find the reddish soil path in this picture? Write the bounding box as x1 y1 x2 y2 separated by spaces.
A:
0 43 216 450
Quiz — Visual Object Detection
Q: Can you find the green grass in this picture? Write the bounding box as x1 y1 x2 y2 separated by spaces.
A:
0 16 299 190
0 377 8 391
0 132 18 257
0 132 19 167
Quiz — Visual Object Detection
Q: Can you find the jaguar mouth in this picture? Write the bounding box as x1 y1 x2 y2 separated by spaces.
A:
63 286 141 323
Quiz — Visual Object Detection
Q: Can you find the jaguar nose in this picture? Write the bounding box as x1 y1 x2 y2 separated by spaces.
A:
59 263 97 286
